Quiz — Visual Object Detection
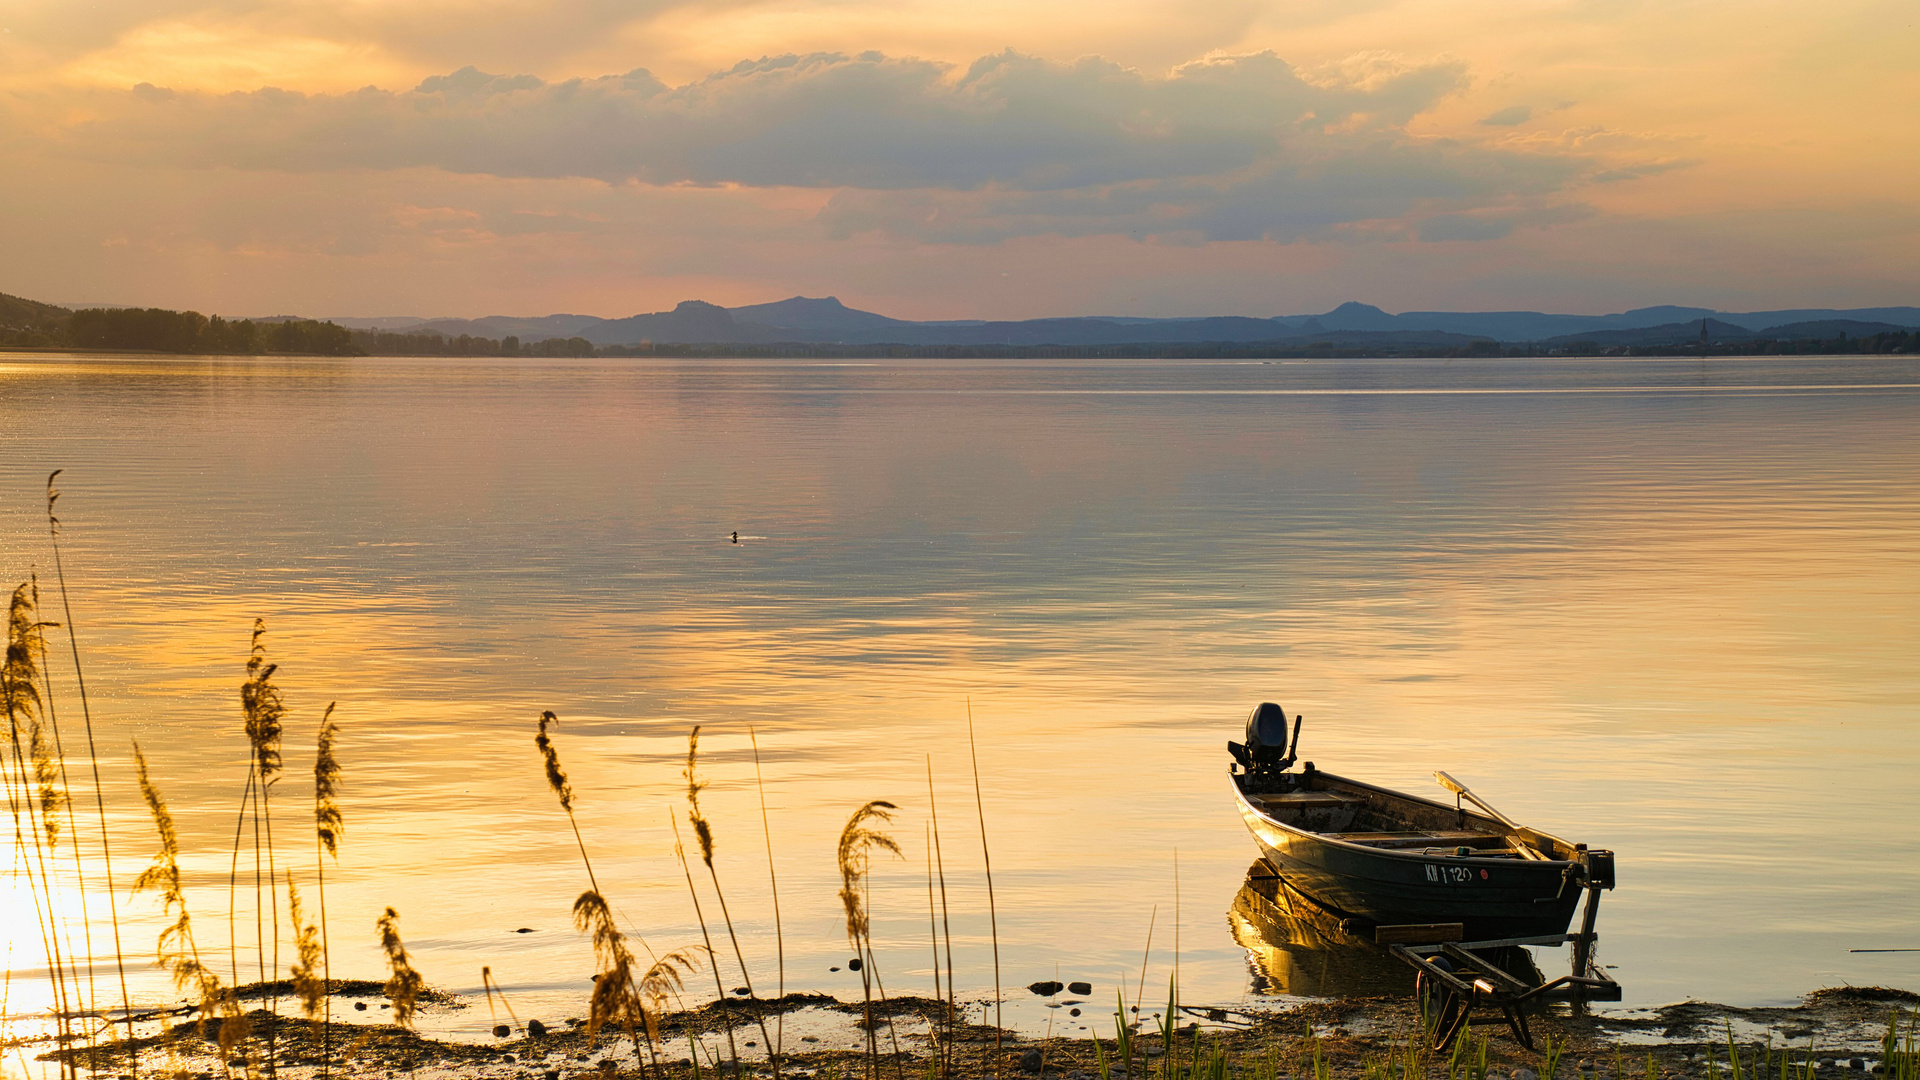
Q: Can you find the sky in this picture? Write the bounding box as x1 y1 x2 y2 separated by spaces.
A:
0 0 1916 319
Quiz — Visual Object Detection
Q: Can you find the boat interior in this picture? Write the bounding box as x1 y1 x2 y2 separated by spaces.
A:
1230 702 1570 861
1242 776 1553 858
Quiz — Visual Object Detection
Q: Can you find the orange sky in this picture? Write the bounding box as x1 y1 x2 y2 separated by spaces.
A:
1 0 1915 318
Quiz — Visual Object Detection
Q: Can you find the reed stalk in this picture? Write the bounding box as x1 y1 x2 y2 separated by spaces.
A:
132 742 250 1073
377 907 425 1029
481 967 521 1034
313 704 342 1077
1172 850 1180 1011
535 712 599 891
535 713 676 1073
286 872 324 1021
670 811 741 1074
241 622 287 1078
228 769 255 990
29 573 103 1074
640 949 704 1078
925 756 955 1076
5 581 78 1079
837 800 901 1080
44 472 137 1075
922 823 944 1080
574 890 651 1076
749 728 784 1063
684 727 780 1077
965 706 1001 1046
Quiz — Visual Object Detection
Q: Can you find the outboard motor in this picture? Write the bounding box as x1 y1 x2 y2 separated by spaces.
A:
1228 702 1302 775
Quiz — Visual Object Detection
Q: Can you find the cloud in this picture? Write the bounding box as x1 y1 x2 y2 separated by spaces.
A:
1479 104 1531 126
817 137 1585 244
8 47 1620 248
47 49 1480 191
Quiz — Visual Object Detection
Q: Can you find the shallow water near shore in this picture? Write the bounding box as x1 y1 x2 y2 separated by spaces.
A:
0 352 1916 1044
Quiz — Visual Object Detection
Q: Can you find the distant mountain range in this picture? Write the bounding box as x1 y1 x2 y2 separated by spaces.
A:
321 298 1920 348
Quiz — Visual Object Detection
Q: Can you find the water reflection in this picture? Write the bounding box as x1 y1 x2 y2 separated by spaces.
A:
0 354 1914 1023
1229 860 1413 998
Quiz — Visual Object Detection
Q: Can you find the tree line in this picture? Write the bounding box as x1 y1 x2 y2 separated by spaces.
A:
6 291 1916 358
67 308 361 355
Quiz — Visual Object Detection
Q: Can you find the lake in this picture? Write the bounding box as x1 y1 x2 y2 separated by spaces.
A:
0 352 1916 1041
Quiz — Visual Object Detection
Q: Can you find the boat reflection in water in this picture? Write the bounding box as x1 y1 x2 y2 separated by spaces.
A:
1228 859 1419 999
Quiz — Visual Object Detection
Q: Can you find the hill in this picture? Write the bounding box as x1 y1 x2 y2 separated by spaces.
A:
0 292 72 344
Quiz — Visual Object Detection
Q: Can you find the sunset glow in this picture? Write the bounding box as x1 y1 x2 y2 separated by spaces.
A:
2 0 1914 318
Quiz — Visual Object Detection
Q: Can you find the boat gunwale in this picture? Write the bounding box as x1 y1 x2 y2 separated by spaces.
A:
1231 768 1579 868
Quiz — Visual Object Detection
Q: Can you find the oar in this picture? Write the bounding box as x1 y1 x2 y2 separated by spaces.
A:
1434 771 1549 860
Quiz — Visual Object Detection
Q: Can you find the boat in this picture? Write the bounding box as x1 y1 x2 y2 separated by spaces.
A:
1229 702 1615 941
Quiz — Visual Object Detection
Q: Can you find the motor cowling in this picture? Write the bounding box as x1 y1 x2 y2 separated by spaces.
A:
1229 702 1299 773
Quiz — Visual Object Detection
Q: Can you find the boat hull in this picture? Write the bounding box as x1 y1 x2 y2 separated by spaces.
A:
1234 774 1583 939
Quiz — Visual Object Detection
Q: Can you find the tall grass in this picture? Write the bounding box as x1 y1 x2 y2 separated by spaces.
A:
537 712 695 1074
670 811 740 1072
1884 1008 1918 1080
965 707 1001 1046
749 728 785 1063
639 948 705 1076
574 890 650 1070
131 742 249 1070
29 573 103 1076
5 581 79 1080
684 727 780 1077
240 622 289 1076
924 758 956 1080
838 800 901 1080
43 472 137 1075
313 703 342 1074
377 907 425 1029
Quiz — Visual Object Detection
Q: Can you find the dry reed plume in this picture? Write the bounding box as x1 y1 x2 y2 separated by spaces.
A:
131 742 249 1064
535 711 601 890
685 727 780 1078
638 949 703 1051
837 800 901 1079
669 811 740 1073
240 621 289 1076
536 712 682 1073
377 907 425 1029
10 584 67 851
573 890 650 1071
286 873 324 1018
5 580 79 1074
312 702 342 1074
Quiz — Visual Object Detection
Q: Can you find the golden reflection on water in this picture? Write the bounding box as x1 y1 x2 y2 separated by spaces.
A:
1227 862 1413 999
0 354 1916 1038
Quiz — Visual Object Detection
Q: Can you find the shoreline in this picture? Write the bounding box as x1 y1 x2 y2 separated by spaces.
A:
29 984 1919 1080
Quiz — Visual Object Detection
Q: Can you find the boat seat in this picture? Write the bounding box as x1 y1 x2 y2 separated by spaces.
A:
1256 791 1363 810
1329 831 1503 849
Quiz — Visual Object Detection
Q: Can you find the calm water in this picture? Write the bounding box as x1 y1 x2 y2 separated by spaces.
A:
1 353 1916 1040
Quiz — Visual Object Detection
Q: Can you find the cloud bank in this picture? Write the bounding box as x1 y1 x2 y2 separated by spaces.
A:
22 49 1609 245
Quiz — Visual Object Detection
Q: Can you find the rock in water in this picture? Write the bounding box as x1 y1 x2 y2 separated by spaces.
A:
1068 982 1092 996
528 1019 549 1038
1020 1049 1044 1073
1027 981 1064 996
494 1025 511 1038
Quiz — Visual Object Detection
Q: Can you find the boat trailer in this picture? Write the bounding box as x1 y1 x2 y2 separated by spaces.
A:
1385 862 1621 1050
